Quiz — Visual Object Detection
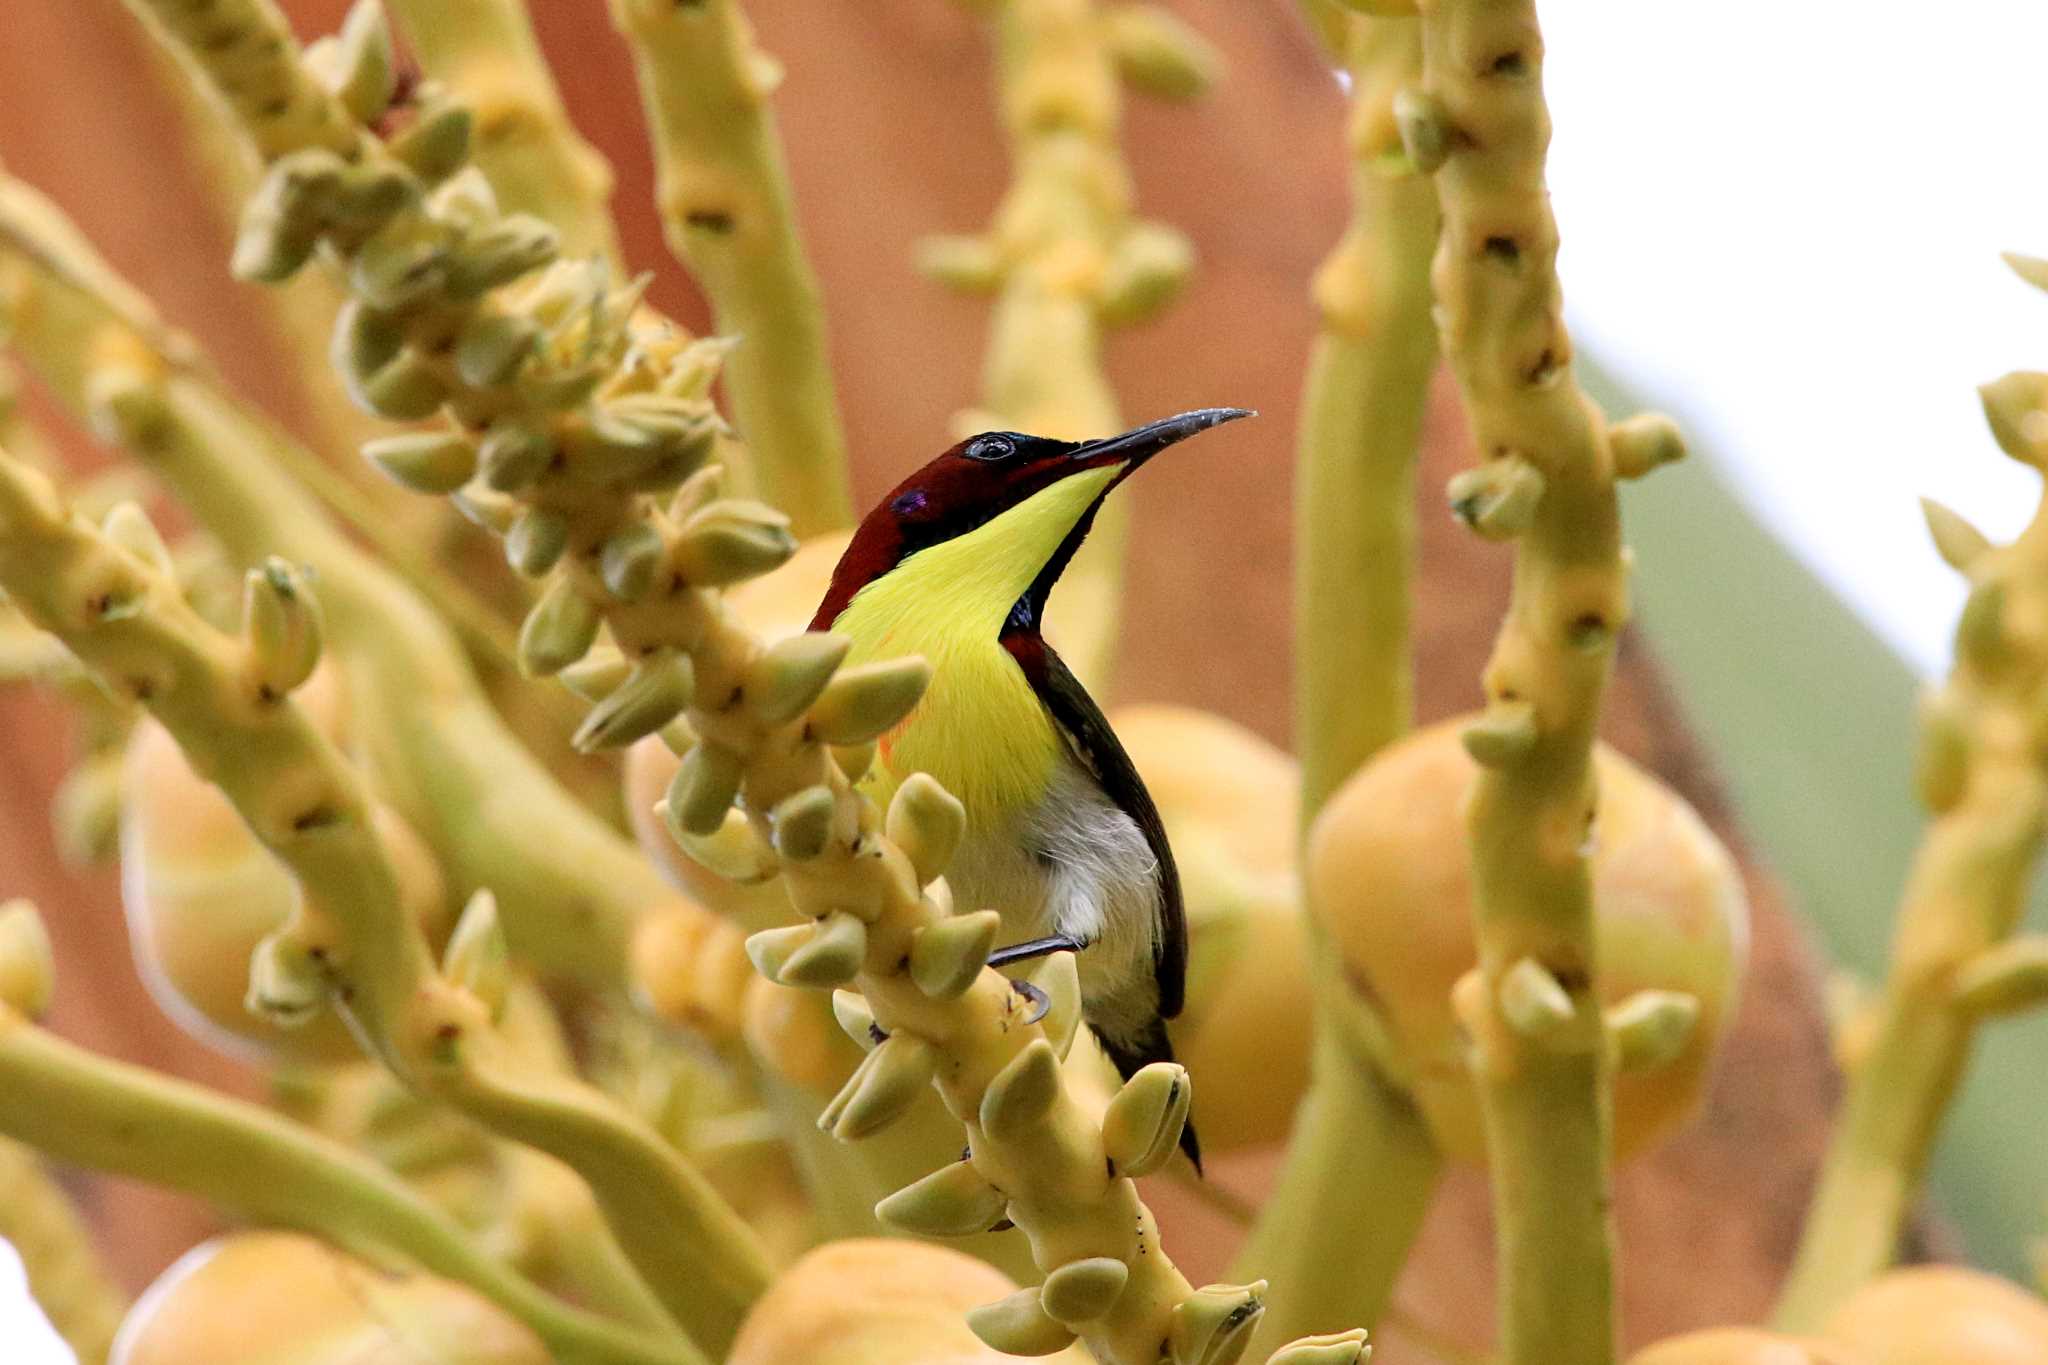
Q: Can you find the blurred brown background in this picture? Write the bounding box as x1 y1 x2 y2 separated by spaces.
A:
0 1 1843 1358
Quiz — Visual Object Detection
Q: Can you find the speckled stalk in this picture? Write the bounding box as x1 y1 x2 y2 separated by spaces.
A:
0 1006 699 1365
1775 421 2048 1327
0 447 773 1355
610 0 851 536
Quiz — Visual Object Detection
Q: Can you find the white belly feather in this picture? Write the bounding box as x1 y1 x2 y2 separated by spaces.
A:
943 755 1165 1048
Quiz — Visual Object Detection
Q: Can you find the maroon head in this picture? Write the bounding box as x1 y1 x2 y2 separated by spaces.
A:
810 407 1253 631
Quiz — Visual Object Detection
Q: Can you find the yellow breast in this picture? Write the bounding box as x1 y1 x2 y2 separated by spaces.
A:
827 465 1119 830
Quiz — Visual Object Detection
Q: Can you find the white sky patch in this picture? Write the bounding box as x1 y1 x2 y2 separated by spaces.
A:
1536 2 2048 675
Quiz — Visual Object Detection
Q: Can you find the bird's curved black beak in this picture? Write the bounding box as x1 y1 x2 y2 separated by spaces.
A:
1066 407 1255 472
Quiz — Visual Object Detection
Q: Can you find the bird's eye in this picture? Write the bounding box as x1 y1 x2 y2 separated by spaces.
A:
965 434 1016 461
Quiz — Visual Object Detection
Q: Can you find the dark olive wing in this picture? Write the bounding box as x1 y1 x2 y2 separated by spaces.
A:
1002 632 1186 1019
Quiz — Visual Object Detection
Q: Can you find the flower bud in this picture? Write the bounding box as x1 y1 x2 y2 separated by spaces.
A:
100 501 175 575
820 1031 936 1141
445 214 561 298
966 1287 1079 1358
1460 699 1537 768
232 150 348 282
746 922 815 983
361 430 477 494
1920 496 1993 576
1041 1256 1128 1327
1023 950 1083 1060
389 104 472 185
780 911 867 989
352 350 448 422
599 522 669 602
504 507 569 577
1608 989 1699 1072
308 0 397 124
439 889 508 1020
1102 1061 1192 1178
1609 412 1688 479
1105 5 1220 101
675 499 798 586
1498 956 1578 1044
667 805 780 885
808 656 931 745
1980 371 2048 466
350 215 450 311
1393 87 1450 174
245 931 328 1028
0 899 54 1019
559 647 632 703
875 1159 1008 1238
454 311 539 389
1267 1329 1372 1365
1447 454 1545 538
667 739 746 838
1169 1282 1267 1365
1099 221 1195 326
886 774 966 887
241 557 323 699
746 632 850 727
572 651 694 752
771 783 838 862
909 909 1000 1001
478 423 553 494
515 575 599 676
979 1037 1060 1142
914 235 1006 294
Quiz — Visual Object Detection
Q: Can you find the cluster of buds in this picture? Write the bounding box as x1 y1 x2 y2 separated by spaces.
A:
911 3 1213 331
228 0 776 716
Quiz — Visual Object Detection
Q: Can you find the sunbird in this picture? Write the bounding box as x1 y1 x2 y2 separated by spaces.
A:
812 406 1253 1169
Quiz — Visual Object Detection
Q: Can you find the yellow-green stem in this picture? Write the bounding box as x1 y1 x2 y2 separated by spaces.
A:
386 0 622 267
611 0 850 535
1418 0 1635 1358
0 1138 125 1365
1248 14 1440 1346
0 1014 700 1365
1776 489 2048 1327
0 443 772 1355
1292 12 1439 822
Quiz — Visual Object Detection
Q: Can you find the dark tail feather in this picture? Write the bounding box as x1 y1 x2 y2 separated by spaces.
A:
1095 1018 1203 1175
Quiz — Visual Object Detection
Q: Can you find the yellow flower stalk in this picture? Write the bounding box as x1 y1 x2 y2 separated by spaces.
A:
610 0 852 536
1237 7 1441 1348
1291 6 1439 818
385 0 623 267
0 904 692 1365
920 0 1211 689
0 1136 126 1365
1774 363 2048 1327
0 448 772 1355
1410 0 1686 1358
0 177 731 1002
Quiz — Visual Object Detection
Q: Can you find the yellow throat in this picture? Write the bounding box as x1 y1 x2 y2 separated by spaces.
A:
827 464 1121 829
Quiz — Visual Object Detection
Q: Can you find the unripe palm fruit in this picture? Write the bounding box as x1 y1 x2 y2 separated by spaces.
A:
729 1238 1087 1365
1309 717 1748 1163
1822 1266 2048 1365
1628 1328 1865 1364
1112 703 1312 1152
626 532 849 930
112 1230 549 1365
118 668 450 1065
